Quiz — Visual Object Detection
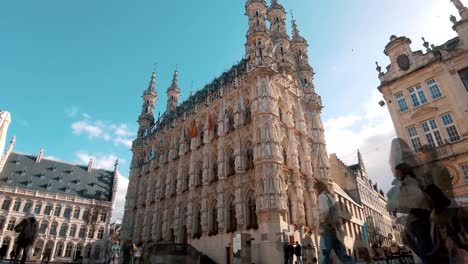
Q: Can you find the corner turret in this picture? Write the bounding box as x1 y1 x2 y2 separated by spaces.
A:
137 72 158 138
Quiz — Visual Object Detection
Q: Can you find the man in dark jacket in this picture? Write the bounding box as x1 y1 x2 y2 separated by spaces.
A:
287 243 295 264
13 210 38 264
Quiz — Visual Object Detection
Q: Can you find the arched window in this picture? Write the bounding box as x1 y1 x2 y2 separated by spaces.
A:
65 243 74 258
193 208 202 239
23 200 33 213
279 108 283 122
228 151 236 177
227 202 237 233
211 156 218 182
49 222 58 235
247 196 258 229
59 224 68 237
75 243 83 259
304 202 310 227
209 201 218 236
55 242 64 257
246 147 254 170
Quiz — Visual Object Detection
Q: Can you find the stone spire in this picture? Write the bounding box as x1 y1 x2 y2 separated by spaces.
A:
267 0 289 41
291 13 307 44
357 149 367 178
166 68 181 114
452 0 468 19
137 72 158 138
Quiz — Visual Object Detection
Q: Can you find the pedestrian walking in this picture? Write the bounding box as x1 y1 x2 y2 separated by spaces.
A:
287 243 295 264
40 248 51 264
315 180 355 264
283 243 289 264
12 210 38 264
294 242 302 264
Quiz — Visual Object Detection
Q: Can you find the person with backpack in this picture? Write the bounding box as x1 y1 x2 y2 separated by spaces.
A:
13 209 38 264
315 180 354 264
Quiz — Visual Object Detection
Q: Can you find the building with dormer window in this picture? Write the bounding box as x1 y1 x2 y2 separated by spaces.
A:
0 119 119 263
376 0 468 209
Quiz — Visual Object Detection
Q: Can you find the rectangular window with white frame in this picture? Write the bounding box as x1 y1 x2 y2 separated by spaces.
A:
394 92 408 112
421 119 444 148
408 85 428 107
426 79 442 99
441 113 461 142
407 126 423 152
461 163 468 181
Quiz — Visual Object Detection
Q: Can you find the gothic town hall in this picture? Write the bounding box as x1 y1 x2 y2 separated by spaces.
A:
122 1 331 263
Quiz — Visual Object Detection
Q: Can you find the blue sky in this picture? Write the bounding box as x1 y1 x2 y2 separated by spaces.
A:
0 0 461 219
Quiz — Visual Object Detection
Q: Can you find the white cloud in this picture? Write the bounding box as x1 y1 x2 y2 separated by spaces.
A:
112 174 129 222
71 116 136 148
76 151 123 170
325 90 396 194
72 120 104 138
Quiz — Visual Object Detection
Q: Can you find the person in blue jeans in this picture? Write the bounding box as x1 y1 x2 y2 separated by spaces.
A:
315 181 355 264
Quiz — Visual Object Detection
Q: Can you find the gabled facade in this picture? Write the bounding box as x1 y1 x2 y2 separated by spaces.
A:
122 1 330 263
329 152 399 247
377 0 468 207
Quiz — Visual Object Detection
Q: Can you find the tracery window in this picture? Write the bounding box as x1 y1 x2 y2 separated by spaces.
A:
247 196 258 229
227 202 237 233
209 202 218 236
228 151 236 177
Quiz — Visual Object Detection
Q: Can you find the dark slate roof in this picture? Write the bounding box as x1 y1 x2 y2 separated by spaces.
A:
0 152 115 202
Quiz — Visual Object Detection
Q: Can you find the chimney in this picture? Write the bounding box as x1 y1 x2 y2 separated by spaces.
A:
36 148 44 163
87 159 93 172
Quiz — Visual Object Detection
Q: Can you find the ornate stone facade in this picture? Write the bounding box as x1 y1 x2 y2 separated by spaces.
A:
0 136 118 262
377 0 468 208
122 1 330 263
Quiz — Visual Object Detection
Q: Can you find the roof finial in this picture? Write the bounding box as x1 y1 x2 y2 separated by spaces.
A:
375 61 383 75
450 14 458 24
87 158 93 172
422 37 431 52
36 148 44 163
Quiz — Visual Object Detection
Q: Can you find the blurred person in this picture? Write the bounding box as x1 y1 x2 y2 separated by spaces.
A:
294 241 302 264
315 180 355 264
387 138 447 264
287 243 295 264
283 242 289 264
121 239 132 264
12 209 38 264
